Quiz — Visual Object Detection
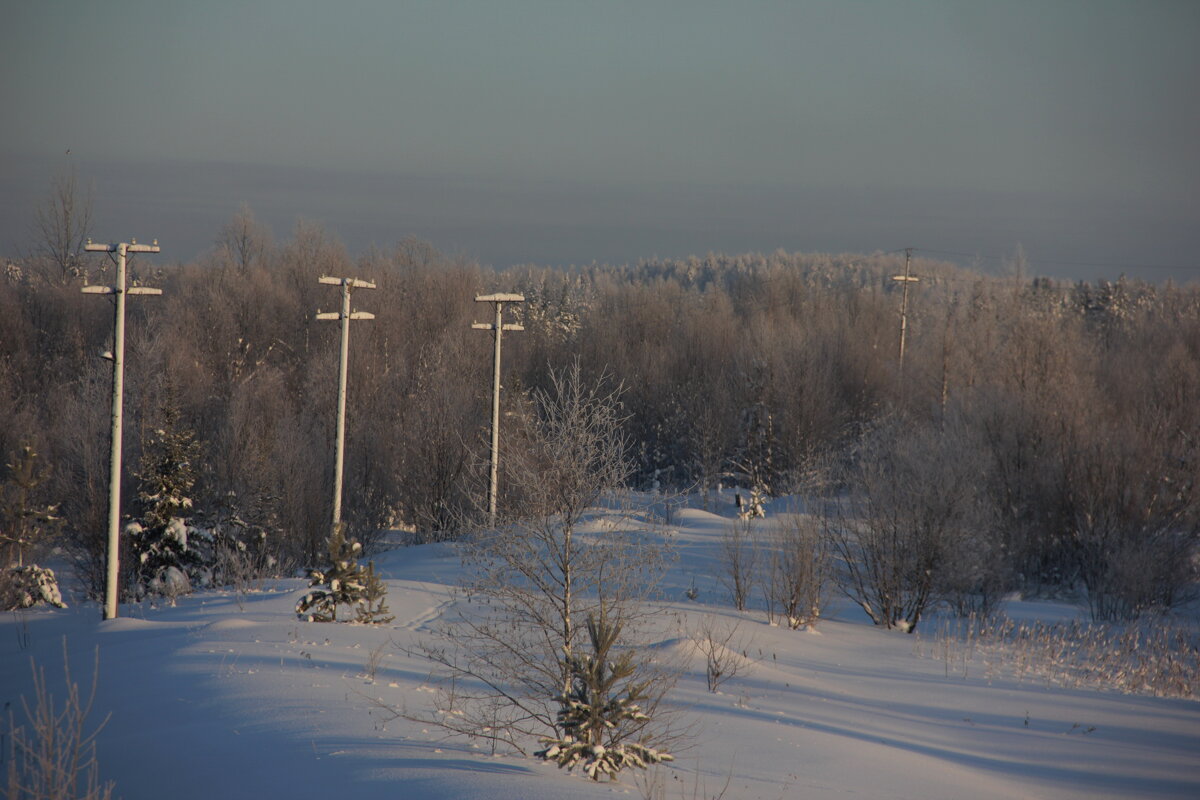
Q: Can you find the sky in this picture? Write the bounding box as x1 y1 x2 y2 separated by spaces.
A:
2 0 1198 281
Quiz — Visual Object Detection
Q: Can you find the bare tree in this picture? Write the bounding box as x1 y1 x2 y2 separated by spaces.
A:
719 520 758 611
831 418 987 634
1067 419 1200 621
5 645 114 800
690 616 758 692
763 511 829 629
215 203 272 273
30 169 93 283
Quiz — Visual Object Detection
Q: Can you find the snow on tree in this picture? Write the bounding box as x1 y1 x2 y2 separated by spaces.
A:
129 387 202 600
537 613 673 781
1 444 66 610
1 565 67 609
198 491 278 589
296 524 391 624
733 364 774 520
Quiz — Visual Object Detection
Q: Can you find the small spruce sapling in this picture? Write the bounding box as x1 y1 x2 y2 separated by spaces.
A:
129 390 202 600
355 560 394 624
537 613 673 781
296 524 391 623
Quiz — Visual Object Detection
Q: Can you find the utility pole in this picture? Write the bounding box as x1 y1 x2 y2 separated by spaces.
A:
940 300 956 431
82 238 162 620
472 293 524 527
316 275 376 541
892 248 920 369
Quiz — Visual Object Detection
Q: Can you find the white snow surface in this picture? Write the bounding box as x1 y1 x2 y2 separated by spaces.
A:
2 504 1197 799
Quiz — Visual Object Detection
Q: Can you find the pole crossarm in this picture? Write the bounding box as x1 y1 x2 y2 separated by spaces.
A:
316 311 376 321
471 322 524 331
86 239 160 255
320 275 376 290
82 285 161 295
475 292 524 303
80 238 162 621
316 275 377 538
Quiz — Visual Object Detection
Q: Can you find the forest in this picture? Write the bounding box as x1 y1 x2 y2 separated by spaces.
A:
3 194 1199 625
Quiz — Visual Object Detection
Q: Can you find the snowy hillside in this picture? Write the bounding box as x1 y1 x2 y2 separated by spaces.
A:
3 504 1197 799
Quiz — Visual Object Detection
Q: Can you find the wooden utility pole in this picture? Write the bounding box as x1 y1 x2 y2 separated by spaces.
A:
892 248 920 370
82 238 162 620
472 293 524 527
316 276 376 539
940 300 956 430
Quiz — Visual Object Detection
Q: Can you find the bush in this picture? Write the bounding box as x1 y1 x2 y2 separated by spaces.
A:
830 418 988 634
0 565 67 610
719 520 757 612
763 512 829 629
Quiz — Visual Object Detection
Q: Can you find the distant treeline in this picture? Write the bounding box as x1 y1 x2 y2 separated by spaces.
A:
3 206 1198 617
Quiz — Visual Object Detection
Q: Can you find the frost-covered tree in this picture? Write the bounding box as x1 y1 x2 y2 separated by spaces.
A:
204 492 278 590
732 365 775 520
831 418 988 633
764 512 829 629
415 363 673 764
1066 419 1200 621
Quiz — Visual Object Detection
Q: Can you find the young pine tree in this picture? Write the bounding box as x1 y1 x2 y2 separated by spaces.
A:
537 613 673 781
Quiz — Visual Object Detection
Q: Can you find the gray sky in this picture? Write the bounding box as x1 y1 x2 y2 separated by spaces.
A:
2 0 1198 281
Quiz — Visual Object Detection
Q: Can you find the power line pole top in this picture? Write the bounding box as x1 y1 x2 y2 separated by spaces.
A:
475 293 524 303
320 275 376 290
86 240 160 254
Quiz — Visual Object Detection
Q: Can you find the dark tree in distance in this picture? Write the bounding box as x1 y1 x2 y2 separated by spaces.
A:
129 384 202 599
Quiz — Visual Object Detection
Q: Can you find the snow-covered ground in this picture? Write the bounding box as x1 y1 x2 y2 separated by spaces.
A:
3 504 1197 799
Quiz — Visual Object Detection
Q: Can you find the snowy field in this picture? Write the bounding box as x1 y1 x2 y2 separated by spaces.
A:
3 502 1198 799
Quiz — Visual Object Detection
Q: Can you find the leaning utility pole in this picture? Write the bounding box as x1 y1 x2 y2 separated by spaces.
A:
472 293 524 527
82 238 162 620
892 248 920 369
316 275 376 540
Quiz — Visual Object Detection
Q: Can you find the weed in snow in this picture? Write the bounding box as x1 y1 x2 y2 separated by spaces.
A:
915 613 1199 699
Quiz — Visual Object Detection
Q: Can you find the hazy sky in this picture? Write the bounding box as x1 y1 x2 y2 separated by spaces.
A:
2 1 1197 280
